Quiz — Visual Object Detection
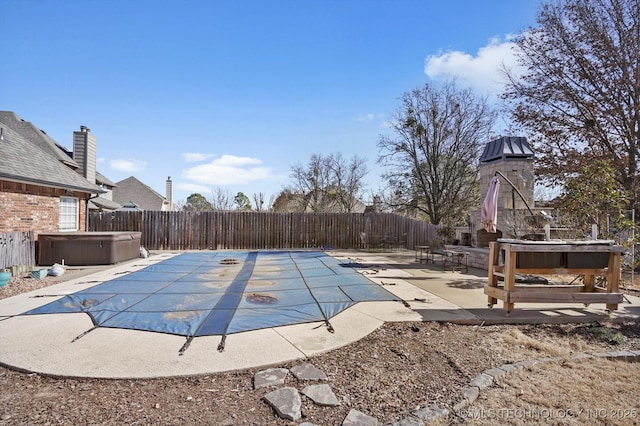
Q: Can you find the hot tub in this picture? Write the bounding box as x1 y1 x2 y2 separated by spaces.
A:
38 232 142 266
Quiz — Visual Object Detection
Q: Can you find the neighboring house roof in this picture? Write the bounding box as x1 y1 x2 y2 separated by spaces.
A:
90 196 122 211
118 201 142 211
272 190 366 213
112 176 167 211
0 115 105 194
95 171 116 188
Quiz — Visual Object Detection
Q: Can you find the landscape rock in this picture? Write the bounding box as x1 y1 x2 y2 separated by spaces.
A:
389 416 422 425
253 367 289 389
462 386 480 404
302 383 339 406
342 409 378 425
470 373 493 390
483 367 507 382
413 403 450 421
262 387 301 421
291 363 328 381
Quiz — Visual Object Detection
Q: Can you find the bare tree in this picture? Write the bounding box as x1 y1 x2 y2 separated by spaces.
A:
289 153 369 212
328 153 368 213
251 192 276 212
502 0 640 205
207 187 235 211
290 154 332 212
252 192 265 212
378 80 496 225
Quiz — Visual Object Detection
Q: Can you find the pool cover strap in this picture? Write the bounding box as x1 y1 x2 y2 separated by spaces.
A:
292 251 334 334
194 251 258 351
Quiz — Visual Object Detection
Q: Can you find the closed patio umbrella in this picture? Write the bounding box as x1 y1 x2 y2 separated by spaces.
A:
481 176 500 233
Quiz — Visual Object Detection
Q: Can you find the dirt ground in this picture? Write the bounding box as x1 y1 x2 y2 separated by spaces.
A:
1 271 639 425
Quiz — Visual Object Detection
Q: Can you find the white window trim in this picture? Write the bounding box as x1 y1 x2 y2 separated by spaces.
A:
59 196 79 232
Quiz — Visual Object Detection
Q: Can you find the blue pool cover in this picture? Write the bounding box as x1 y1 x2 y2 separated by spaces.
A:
22 251 400 351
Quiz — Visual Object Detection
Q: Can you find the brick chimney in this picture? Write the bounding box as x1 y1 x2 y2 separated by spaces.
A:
73 125 97 184
165 176 173 211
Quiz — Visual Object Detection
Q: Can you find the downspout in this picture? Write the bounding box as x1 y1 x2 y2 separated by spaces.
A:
86 193 100 231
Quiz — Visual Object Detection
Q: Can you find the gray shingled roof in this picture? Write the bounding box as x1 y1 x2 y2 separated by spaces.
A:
112 176 166 211
0 115 104 194
0 111 79 169
96 171 116 188
90 196 122 210
479 136 534 163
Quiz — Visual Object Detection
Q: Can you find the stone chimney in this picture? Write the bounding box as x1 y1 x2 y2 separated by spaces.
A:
472 136 536 246
478 136 535 211
165 176 173 211
73 125 97 184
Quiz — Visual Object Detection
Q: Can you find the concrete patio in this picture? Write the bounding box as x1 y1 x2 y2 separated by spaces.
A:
0 249 637 379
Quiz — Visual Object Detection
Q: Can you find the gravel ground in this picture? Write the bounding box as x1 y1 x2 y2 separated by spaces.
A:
1 270 639 425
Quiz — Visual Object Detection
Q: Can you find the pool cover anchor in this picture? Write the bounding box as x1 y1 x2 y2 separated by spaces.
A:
178 336 194 356
217 335 227 352
71 326 98 343
312 319 335 333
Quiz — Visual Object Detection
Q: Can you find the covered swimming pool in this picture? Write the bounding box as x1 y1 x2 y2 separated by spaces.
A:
22 250 401 352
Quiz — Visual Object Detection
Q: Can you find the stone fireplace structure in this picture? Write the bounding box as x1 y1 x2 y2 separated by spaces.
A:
470 136 537 247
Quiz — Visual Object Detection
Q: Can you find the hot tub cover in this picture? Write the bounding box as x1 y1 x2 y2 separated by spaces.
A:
22 251 400 350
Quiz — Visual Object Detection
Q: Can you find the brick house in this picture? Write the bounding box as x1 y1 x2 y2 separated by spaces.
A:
0 111 115 235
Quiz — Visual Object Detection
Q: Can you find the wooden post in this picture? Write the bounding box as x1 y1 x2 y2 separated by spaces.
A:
487 242 498 306
583 274 595 293
606 250 621 311
503 244 516 313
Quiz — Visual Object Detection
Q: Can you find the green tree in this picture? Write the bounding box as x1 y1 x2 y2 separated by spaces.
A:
558 159 632 239
184 193 213 211
377 80 496 224
502 0 640 206
234 192 252 211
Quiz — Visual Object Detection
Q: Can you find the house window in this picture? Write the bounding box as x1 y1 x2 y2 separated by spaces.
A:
59 196 79 231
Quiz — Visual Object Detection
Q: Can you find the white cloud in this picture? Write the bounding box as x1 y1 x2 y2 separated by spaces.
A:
182 152 214 162
357 113 375 122
425 35 521 95
182 154 275 186
175 182 212 194
110 159 146 172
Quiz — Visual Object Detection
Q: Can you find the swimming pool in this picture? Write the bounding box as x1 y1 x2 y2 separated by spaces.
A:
23 250 400 352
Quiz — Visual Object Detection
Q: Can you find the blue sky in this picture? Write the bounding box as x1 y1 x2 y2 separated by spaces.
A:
0 0 540 206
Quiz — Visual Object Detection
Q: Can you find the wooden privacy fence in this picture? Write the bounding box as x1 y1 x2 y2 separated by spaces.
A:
89 211 438 251
0 230 35 269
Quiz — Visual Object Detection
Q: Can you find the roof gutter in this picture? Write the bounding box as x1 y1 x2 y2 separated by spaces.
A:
0 173 106 194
